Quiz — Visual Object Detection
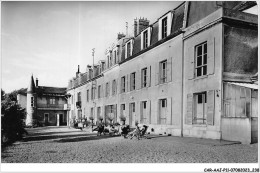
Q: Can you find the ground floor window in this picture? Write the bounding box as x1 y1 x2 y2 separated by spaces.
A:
141 101 147 124
159 99 167 124
193 92 207 124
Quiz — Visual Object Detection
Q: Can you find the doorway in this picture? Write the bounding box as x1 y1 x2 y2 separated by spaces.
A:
129 103 135 127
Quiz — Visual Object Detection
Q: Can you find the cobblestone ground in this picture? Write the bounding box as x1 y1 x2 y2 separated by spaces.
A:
1 126 258 163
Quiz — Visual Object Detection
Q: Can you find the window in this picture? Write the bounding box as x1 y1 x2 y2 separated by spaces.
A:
44 113 49 122
87 90 89 102
121 76 126 93
31 97 34 107
114 50 117 64
159 99 167 124
91 107 94 117
195 42 207 77
121 104 125 110
77 92 81 102
98 85 101 98
126 42 131 58
141 68 147 88
162 17 167 39
160 60 167 84
130 72 136 91
112 80 117 95
143 101 146 109
193 92 207 124
110 56 112 67
106 82 110 97
131 103 135 112
71 95 73 104
143 30 148 49
50 97 55 105
91 87 95 100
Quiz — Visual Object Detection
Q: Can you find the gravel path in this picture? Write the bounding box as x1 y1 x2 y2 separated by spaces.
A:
1 126 258 163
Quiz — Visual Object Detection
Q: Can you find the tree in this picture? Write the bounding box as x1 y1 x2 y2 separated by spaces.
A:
1 89 27 145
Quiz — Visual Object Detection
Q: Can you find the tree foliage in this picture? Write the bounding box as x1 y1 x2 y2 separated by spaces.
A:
1 89 27 145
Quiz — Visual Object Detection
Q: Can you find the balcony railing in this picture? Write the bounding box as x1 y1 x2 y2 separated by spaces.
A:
37 103 65 109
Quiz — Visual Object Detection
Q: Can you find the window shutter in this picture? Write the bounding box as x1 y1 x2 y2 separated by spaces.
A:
156 100 160 124
185 94 193 125
207 90 215 125
207 38 215 75
136 70 141 90
126 75 129 92
158 19 162 40
167 97 172 125
147 100 151 124
187 46 195 80
155 63 159 85
167 57 172 82
147 66 151 87
141 32 144 50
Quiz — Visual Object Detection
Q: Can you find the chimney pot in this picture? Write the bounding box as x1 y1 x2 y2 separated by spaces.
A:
36 78 38 87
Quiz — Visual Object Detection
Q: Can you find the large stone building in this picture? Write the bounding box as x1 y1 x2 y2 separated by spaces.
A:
66 1 258 144
17 75 69 126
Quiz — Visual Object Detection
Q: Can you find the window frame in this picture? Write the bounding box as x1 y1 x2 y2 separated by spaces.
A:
121 76 126 93
112 80 117 95
162 17 167 39
130 72 136 91
106 82 110 97
143 30 148 49
141 68 147 88
193 92 207 125
195 42 207 77
98 85 101 99
160 60 167 84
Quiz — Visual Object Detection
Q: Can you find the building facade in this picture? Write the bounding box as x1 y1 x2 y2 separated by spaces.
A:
66 1 258 144
17 75 69 126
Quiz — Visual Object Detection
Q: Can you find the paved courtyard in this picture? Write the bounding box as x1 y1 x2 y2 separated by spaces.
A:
1 126 258 163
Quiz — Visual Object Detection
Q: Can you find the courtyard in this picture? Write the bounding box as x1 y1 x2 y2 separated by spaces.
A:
1 126 258 163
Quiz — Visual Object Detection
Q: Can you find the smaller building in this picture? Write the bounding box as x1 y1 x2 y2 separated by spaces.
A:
17 75 69 126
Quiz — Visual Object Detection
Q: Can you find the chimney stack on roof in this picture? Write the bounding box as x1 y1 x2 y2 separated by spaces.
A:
117 32 126 40
134 17 150 37
76 65 80 77
36 78 38 87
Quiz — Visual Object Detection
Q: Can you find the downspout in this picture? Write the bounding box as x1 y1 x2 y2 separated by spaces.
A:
180 1 189 137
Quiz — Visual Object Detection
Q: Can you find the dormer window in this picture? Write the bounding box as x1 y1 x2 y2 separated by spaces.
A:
143 30 148 48
125 39 133 59
158 12 172 40
162 17 167 39
141 27 151 50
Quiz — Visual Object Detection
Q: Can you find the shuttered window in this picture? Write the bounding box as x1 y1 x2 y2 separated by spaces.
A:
121 76 126 93
162 17 167 39
141 68 147 88
160 60 167 84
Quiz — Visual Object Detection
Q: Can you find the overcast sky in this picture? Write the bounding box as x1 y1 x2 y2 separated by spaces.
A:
1 1 182 93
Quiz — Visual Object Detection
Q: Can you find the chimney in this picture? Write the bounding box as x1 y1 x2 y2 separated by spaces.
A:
36 78 38 87
117 32 126 40
76 65 80 77
133 17 150 37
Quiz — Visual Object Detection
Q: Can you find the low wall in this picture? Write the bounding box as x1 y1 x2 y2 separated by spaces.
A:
221 117 251 144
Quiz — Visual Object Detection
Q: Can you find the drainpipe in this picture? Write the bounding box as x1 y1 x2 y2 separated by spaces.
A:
181 33 184 137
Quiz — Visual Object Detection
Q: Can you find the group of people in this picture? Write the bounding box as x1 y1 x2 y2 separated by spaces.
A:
93 122 149 140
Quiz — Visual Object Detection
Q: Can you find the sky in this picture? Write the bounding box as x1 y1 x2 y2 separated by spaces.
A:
1 1 183 93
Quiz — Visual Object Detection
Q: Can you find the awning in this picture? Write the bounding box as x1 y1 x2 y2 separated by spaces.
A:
226 82 258 90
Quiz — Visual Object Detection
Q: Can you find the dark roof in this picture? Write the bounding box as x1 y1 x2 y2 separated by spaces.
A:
171 2 185 33
27 75 35 93
17 88 27 96
36 86 67 95
132 35 141 55
150 21 159 45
